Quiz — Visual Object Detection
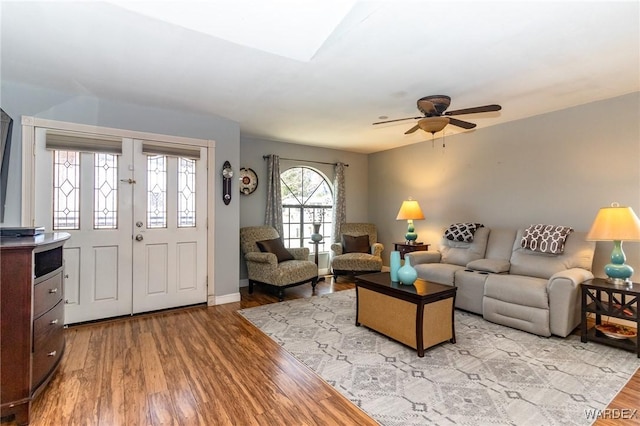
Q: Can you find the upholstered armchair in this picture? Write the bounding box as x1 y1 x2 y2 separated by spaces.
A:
330 223 384 280
240 226 318 301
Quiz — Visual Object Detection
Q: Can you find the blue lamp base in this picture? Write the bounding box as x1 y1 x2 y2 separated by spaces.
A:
605 240 634 286
405 219 418 243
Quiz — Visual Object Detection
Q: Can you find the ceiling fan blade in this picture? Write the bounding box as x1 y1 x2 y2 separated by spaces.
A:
372 116 423 125
416 99 437 116
445 104 502 116
404 124 421 134
448 117 477 129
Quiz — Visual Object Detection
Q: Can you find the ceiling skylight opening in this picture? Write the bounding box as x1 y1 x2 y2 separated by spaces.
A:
109 0 357 61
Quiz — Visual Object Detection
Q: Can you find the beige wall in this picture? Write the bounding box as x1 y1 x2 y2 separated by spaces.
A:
369 92 640 279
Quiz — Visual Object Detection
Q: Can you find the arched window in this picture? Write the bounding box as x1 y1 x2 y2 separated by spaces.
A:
281 167 333 248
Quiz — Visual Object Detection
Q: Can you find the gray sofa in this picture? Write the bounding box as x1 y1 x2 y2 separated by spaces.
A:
405 226 596 337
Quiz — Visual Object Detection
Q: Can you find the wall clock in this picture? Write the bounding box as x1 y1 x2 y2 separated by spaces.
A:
222 161 233 205
239 167 258 195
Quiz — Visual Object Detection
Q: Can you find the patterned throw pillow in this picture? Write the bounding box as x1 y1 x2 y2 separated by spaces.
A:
256 238 295 262
520 224 573 255
444 223 484 243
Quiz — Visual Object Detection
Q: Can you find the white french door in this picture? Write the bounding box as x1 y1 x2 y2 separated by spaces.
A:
34 131 208 324
130 139 207 313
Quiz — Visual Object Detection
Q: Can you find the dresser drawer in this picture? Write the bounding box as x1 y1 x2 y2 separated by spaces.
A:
34 269 63 317
33 300 64 351
32 301 65 388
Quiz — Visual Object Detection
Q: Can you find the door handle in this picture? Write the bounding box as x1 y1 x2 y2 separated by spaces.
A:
135 234 144 241
120 178 137 184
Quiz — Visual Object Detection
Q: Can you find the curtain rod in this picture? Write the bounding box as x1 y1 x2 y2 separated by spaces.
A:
262 155 349 167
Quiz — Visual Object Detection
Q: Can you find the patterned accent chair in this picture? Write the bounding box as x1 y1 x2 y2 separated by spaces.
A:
240 226 318 301
330 223 384 280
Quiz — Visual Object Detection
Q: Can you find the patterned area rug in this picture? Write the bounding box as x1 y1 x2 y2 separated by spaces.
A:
238 289 640 426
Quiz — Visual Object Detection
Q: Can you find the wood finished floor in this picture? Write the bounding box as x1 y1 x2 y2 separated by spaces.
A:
3 277 639 425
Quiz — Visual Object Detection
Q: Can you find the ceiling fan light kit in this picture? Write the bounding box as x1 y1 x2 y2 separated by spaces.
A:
418 117 449 134
374 95 502 135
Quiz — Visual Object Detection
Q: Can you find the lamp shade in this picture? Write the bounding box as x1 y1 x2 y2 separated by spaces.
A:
396 199 425 221
586 204 640 241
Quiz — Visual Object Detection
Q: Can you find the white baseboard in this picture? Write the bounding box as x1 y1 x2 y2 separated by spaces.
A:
208 292 241 306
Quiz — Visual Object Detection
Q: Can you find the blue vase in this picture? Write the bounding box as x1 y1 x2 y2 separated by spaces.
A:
398 256 418 285
390 251 401 282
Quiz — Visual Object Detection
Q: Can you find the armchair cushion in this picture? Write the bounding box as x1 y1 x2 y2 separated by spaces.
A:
331 223 383 278
342 234 370 254
256 238 294 263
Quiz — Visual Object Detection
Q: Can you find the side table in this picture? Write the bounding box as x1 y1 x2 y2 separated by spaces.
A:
394 242 430 259
581 278 639 357
309 241 326 282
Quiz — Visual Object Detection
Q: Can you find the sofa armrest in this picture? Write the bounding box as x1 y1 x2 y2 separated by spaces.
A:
245 252 278 265
547 268 595 337
405 251 442 265
371 242 384 257
331 243 343 256
288 247 310 260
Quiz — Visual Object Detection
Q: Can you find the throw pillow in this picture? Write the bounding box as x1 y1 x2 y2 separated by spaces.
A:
520 224 573 255
444 223 484 242
256 238 294 262
342 234 370 254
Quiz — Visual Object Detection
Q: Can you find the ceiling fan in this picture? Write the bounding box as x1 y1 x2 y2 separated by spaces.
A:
373 95 502 135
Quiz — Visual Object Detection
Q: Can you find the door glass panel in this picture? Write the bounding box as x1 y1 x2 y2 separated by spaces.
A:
147 155 167 228
94 153 118 229
53 150 80 230
178 157 196 227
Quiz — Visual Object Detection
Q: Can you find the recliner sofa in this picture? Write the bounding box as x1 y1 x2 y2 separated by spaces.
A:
406 226 596 337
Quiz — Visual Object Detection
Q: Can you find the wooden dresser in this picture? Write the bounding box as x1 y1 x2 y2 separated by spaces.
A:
0 232 70 425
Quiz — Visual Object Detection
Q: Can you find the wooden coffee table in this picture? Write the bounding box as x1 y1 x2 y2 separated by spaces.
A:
355 272 457 357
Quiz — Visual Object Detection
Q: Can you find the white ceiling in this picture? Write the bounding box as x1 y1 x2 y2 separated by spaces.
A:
2 1 639 154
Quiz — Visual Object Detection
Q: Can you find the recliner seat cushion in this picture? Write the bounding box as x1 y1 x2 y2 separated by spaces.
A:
484 274 549 309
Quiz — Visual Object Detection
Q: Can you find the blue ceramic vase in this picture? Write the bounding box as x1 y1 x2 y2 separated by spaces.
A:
397 256 418 285
390 251 401 282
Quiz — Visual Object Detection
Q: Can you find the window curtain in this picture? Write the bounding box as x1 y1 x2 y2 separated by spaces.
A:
331 162 346 243
264 154 284 238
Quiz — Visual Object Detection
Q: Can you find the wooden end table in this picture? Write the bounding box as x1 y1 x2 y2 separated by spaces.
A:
394 242 430 259
355 272 456 357
581 278 639 357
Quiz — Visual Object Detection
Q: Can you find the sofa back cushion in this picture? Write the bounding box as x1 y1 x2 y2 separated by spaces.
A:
484 228 517 260
440 226 490 266
509 229 595 279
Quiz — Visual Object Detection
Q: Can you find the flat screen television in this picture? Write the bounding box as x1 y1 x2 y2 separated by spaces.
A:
0 108 14 223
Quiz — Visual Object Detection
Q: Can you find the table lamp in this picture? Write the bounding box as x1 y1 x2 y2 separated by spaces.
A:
396 198 425 243
586 202 640 286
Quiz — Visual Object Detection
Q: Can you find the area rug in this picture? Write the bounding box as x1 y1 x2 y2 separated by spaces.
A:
238 289 640 426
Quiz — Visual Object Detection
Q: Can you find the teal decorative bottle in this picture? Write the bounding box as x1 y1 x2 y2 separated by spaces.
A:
397 256 418 285
390 251 401 282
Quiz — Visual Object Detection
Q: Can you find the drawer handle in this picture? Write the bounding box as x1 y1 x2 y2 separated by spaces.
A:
48 350 57 357
49 288 58 294
50 319 59 325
